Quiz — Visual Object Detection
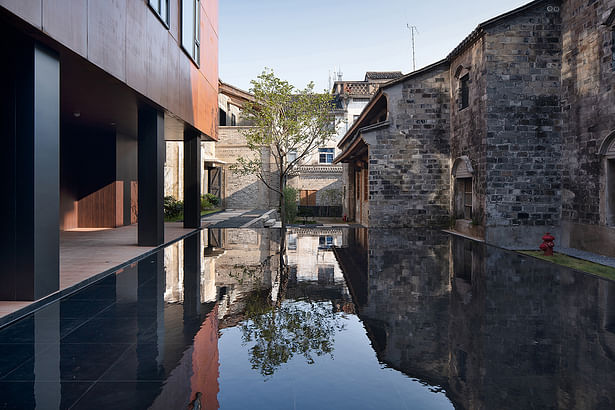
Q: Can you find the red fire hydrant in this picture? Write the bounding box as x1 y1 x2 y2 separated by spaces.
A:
539 232 555 256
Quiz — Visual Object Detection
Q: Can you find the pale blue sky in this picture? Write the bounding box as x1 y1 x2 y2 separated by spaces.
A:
219 0 529 92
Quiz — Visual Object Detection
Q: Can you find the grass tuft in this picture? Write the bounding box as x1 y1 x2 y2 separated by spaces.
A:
519 251 615 281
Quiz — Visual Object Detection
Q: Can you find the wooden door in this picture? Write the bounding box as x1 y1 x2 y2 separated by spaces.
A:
300 190 317 206
208 167 221 198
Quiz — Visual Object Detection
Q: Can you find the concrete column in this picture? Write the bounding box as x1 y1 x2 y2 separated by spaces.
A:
1 37 60 300
138 106 165 246
184 127 201 228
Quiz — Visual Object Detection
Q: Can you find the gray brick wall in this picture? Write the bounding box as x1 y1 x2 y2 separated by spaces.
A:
366 65 451 228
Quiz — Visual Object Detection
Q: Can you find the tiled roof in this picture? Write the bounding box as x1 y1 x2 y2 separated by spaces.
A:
364 71 403 81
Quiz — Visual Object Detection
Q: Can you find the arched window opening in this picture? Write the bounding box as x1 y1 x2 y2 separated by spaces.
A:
452 156 474 220
600 132 615 226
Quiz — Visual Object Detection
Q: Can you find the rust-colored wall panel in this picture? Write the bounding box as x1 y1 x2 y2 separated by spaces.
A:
42 0 87 57
87 0 126 82
166 33 181 114
125 0 148 96
202 10 218 97
169 0 179 42
0 0 41 28
180 57 195 125
146 10 169 108
203 0 218 36
196 78 216 139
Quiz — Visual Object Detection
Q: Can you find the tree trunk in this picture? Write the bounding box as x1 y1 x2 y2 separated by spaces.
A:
279 165 286 270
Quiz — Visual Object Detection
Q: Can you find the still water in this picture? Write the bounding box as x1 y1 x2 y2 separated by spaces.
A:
0 228 614 409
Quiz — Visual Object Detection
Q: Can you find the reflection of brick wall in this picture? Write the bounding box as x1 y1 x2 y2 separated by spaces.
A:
191 306 220 409
364 229 451 384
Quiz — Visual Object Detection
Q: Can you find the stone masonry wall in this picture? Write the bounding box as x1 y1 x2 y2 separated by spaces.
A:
483 3 563 243
216 126 278 209
366 65 451 228
561 0 615 224
450 38 489 226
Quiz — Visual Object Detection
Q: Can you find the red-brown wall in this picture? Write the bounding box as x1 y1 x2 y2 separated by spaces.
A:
0 0 219 139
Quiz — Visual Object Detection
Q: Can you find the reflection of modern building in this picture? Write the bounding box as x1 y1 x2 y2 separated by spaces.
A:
1 1 218 301
336 0 615 257
335 229 615 409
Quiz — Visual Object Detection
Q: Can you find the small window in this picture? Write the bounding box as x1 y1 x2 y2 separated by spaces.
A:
231 113 237 126
288 234 297 250
219 108 226 126
319 148 334 164
287 151 297 163
181 0 201 65
148 0 170 27
460 74 469 110
318 236 334 249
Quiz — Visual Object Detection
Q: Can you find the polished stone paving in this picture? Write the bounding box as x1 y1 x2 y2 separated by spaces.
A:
0 223 194 323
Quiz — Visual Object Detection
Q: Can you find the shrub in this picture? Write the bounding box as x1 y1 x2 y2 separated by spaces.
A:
283 187 298 223
164 196 183 218
204 193 220 207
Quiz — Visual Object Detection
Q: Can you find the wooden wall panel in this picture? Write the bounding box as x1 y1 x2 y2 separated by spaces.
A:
146 10 169 108
87 0 126 82
77 182 119 228
125 0 148 96
42 0 87 57
0 0 41 28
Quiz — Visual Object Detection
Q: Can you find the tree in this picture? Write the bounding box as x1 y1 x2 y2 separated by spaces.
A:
231 69 336 232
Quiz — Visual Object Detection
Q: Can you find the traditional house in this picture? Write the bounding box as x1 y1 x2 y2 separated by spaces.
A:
337 0 615 257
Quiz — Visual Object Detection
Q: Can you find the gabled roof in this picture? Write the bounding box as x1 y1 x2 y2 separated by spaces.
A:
447 0 554 60
219 80 255 105
364 71 403 81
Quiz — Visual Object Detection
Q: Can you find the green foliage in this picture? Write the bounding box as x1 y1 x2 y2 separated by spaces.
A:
164 196 183 218
297 207 314 224
230 69 337 224
283 187 298 223
205 193 220 206
200 193 220 211
240 295 345 379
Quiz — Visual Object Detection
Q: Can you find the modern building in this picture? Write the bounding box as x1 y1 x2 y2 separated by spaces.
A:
336 0 615 257
0 0 219 300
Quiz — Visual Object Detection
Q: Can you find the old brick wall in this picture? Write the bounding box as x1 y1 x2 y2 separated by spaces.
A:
559 0 615 255
450 38 489 227
366 65 451 228
216 127 278 209
483 3 563 245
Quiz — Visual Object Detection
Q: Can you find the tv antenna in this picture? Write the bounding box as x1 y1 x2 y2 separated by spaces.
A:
406 24 419 72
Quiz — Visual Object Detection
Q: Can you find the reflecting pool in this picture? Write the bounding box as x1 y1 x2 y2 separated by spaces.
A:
0 228 614 409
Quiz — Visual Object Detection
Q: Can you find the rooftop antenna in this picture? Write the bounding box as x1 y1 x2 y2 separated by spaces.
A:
406 24 419 72
337 67 343 81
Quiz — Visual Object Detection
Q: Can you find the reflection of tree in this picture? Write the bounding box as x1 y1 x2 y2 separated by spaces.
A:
239 288 345 379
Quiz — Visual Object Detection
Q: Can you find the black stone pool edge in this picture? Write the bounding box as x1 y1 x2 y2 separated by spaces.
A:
0 227 202 330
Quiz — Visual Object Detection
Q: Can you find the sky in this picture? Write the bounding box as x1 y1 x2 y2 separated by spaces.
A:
219 0 530 92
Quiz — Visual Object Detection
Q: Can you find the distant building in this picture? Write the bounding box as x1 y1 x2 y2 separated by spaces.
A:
288 71 403 212
336 0 615 258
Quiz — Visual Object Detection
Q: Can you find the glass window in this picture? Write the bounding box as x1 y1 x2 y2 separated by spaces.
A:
231 113 237 126
319 148 334 164
288 234 297 250
181 0 200 65
287 151 297 162
318 236 334 249
149 0 170 27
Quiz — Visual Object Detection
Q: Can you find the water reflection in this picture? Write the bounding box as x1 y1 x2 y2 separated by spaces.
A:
337 229 615 410
1 227 614 409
